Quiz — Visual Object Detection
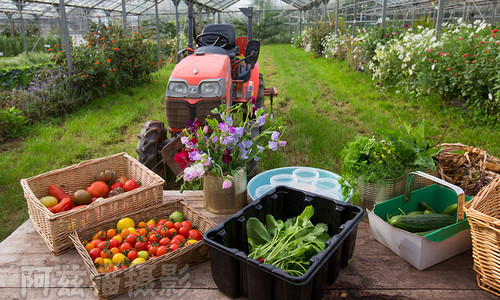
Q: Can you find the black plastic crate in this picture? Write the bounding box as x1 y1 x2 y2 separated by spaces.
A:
203 186 365 300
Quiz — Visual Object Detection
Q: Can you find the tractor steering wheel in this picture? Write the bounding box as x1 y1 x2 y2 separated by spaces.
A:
195 32 230 48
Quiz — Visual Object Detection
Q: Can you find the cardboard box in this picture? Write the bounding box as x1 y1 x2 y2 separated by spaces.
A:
368 171 472 270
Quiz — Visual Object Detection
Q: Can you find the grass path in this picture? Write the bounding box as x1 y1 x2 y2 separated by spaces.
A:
0 44 498 242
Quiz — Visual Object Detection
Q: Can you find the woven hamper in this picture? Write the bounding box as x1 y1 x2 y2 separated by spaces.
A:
70 199 216 300
464 176 500 296
20 152 164 255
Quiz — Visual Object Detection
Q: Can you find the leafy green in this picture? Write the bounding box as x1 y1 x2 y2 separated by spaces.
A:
247 205 331 277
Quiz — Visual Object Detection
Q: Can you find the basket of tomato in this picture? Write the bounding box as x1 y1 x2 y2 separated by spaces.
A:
20 152 164 255
70 199 216 299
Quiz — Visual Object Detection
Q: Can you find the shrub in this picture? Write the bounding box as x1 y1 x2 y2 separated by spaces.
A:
0 106 27 142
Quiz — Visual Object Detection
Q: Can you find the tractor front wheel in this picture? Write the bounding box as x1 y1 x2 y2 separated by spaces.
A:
136 121 167 177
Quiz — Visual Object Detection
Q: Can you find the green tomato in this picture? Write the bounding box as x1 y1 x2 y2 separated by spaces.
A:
170 211 184 223
40 195 58 208
137 250 149 260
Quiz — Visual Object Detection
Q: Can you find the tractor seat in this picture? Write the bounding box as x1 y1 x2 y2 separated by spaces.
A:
197 24 238 59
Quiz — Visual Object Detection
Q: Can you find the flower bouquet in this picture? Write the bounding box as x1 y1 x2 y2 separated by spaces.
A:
175 101 286 194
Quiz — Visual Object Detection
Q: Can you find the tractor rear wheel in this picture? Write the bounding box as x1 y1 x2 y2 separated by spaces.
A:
136 121 167 177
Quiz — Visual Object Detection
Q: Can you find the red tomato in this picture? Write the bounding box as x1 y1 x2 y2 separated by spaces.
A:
91 239 103 248
98 241 108 250
108 238 120 249
127 250 138 261
123 179 139 192
159 237 171 247
158 219 167 226
165 221 174 229
147 223 156 232
135 240 147 252
181 221 193 230
86 181 109 198
169 243 179 251
109 182 123 191
168 228 178 237
171 235 185 245
116 176 127 185
188 229 203 241
148 245 158 256
126 233 137 246
174 222 183 231
179 226 189 238
157 245 168 256
119 242 133 253
149 234 159 244
89 248 102 261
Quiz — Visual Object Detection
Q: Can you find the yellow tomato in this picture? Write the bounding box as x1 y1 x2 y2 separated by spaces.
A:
146 219 156 226
103 258 113 267
128 227 136 234
186 239 198 245
130 257 146 266
117 217 135 231
137 250 149 260
112 253 126 265
94 257 105 266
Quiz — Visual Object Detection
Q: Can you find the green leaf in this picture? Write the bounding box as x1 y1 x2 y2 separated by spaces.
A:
246 217 271 245
266 214 278 236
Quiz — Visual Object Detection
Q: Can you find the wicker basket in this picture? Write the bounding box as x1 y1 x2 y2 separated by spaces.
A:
438 143 500 196
69 199 216 300
20 152 164 255
464 176 500 296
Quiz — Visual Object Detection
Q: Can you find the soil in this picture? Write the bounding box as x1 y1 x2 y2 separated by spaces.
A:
0 137 23 152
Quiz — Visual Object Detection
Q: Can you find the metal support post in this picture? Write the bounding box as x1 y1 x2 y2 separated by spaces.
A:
436 0 445 36
381 0 387 28
239 7 253 40
58 0 73 74
336 1 339 32
352 0 357 36
172 0 180 51
463 1 468 22
187 1 194 49
154 0 161 64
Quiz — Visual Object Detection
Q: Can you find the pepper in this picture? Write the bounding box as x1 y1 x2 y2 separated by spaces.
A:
48 184 71 201
48 197 74 214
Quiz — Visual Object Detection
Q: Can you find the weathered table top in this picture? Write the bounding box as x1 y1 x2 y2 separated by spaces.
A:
0 191 496 299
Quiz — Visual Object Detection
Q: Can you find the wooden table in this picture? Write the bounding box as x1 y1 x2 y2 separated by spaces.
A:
0 191 496 299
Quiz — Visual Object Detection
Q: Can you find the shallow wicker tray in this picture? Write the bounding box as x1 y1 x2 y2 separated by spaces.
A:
20 152 164 255
70 199 216 300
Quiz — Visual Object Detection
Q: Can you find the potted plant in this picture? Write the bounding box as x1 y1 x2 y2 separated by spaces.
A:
175 101 286 213
340 120 442 209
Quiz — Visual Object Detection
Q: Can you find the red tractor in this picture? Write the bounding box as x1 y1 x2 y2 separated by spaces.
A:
136 16 277 179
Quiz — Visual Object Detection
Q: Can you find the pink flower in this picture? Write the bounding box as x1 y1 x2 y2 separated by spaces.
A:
459 37 462 40
473 34 477 37
428 48 433 52
446 53 450 55
361 61 364 64
446 68 451 71
434 60 437 63
222 179 232 189
454 73 458 77
462 54 468 58
493 29 499 33
472 60 476 64
492 34 496 37
440 52 444 56
403 24 409 28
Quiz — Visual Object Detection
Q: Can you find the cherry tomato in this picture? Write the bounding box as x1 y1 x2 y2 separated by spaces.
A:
108 238 120 249
92 231 106 241
86 181 109 197
169 243 179 251
181 221 193 230
149 234 159 244
147 223 156 232
123 179 139 192
91 239 103 248
134 240 147 252
179 226 189 238
98 241 108 251
127 250 138 261
157 245 168 256
138 221 146 228
148 245 158 256
116 176 128 185
85 242 95 252
159 237 171 247
174 222 183 231
119 242 133 253
166 221 174 229
126 233 137 246
106 229 116 239
188 229 203 241
186 239 198 245
171 235 185 245
168 228 178 237
89 248 102 261
158 219 167 226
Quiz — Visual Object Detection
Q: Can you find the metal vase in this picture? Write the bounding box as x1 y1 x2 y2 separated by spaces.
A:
203 168 247 214
358 176 406 211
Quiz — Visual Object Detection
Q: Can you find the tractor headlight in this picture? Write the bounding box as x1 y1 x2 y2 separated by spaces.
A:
167 80 188 97
199 78 225 98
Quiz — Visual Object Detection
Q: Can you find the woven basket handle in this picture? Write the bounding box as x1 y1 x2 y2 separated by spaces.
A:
404 171 465 222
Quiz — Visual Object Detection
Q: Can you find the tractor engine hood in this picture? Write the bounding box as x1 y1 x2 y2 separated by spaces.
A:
170 53 231 86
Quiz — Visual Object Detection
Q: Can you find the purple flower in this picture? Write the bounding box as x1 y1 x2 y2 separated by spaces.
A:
271 131 280 141
269 141 278 151
218 123 229 133
257 113 268 126
279 141 287 147
181 136 189 144
226 116 233 126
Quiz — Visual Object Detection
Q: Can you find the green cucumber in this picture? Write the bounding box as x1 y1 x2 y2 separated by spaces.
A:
419 202 437 214
388 214 456 233
442 204 458 215
407 210 425 216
